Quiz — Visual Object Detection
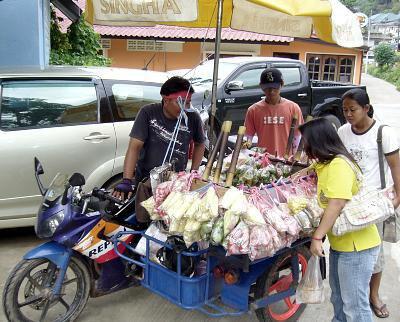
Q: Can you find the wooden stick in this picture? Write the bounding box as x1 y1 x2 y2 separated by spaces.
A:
202 121 225 180
213 121 232 183
225 126 246 187
284 114 298 160
294 137 304 162
294 115 313 162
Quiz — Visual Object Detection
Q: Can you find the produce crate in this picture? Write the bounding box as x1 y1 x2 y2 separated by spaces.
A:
114 230 218 309
145 257 211 308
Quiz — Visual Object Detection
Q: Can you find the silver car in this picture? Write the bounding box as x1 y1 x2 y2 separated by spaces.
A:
0 66 169 228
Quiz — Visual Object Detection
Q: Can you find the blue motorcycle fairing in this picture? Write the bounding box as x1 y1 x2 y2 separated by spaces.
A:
24 241 72 268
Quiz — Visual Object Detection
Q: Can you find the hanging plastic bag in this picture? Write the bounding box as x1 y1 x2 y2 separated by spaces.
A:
296 255 325 304
226 220 250 255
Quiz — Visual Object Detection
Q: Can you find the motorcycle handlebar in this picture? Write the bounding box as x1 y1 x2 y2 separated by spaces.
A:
91 188 124 205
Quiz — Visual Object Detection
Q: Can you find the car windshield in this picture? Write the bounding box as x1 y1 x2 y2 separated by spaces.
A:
43 173 69 205
171 61 239 86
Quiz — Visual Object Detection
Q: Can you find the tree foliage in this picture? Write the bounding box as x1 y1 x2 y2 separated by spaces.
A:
50 8 110 66
374 42 396 67
346 0 399 15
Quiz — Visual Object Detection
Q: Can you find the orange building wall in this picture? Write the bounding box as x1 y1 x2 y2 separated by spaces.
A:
260 40 363 84
107 39 201 72
107 39 363 84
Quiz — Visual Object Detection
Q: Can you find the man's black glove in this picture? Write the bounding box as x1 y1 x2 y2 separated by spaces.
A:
114 178 135 194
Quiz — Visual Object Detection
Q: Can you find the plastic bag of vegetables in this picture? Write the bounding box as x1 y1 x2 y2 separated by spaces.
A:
263 207 288 233
140 196 159 220
287 196 308 214
183 229 201 247
185 193 202 219
200 220 214 241
306 197 324 227
203 186 219 219
224 210 240 237
242 203 266 226
229 194 248 215
211 217 224 245
220 186 242 209
173 193 197 220
154 181 174 207
293 209 313 233
249 225 275 260
226 220 250 256
158 191 182 214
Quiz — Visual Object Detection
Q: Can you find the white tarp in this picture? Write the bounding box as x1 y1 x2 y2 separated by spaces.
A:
330 0 364 48
231 0 313 38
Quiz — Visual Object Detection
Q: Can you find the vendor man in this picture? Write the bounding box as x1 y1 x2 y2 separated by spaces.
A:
113 76 206 201
244 68 304 157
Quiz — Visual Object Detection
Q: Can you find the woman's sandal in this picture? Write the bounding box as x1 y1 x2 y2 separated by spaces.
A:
370 302 390 318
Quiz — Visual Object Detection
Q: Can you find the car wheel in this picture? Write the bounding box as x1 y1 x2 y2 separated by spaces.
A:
102 175 123 191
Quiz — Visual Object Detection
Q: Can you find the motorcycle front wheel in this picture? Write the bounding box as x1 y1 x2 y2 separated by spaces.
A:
2 257 90 322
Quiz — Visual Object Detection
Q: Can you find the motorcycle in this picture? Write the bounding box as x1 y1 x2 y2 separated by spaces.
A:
2 158 141 322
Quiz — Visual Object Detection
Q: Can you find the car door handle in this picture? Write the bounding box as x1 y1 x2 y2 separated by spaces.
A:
297 93 308 97
83 133 111 140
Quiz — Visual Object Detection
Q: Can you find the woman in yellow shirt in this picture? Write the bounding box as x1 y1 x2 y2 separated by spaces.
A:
298 118 380 322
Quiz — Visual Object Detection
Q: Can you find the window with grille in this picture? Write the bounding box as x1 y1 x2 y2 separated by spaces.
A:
100 38 111 49
307 55 321 80
339 58 354 83
307 54 355 83
127 40 166 52
323 57 337 81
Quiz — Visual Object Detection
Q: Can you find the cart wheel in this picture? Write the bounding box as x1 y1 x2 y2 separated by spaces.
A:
254 246 311 322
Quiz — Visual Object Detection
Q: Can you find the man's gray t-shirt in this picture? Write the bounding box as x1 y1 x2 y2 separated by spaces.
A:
130 103 205 184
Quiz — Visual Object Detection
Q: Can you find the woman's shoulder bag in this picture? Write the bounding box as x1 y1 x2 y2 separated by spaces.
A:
377 125 400 243
331 154 394 236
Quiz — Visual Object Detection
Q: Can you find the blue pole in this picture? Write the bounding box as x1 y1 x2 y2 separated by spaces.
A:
0 0 50 68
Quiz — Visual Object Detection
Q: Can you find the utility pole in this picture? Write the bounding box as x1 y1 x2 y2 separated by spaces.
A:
365 10 372 75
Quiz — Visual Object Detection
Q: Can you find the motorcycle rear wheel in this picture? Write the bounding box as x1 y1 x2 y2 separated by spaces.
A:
2 257 90 322
254 246 311 322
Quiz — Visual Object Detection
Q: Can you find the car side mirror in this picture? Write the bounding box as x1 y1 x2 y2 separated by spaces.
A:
226 80 244 92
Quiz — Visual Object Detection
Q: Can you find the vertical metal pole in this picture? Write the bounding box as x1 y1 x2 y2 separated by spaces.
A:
208 0 224 151
365 11 372 75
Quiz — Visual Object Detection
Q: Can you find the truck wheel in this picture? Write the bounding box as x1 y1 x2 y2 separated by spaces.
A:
254 246 311 322
321 114 341 131
3 257 90 322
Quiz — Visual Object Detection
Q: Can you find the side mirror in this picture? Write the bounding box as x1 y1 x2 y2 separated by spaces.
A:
34 157 44 175
34 157 46 196
226 80 244 92
69 173 85 187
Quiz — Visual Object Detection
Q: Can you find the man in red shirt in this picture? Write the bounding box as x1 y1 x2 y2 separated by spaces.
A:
244 68 304 157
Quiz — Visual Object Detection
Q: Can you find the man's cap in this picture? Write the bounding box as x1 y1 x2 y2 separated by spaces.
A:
260 68 283 90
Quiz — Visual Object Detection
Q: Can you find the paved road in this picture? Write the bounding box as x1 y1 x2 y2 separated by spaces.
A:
363 73 400 132
1 74 399 322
